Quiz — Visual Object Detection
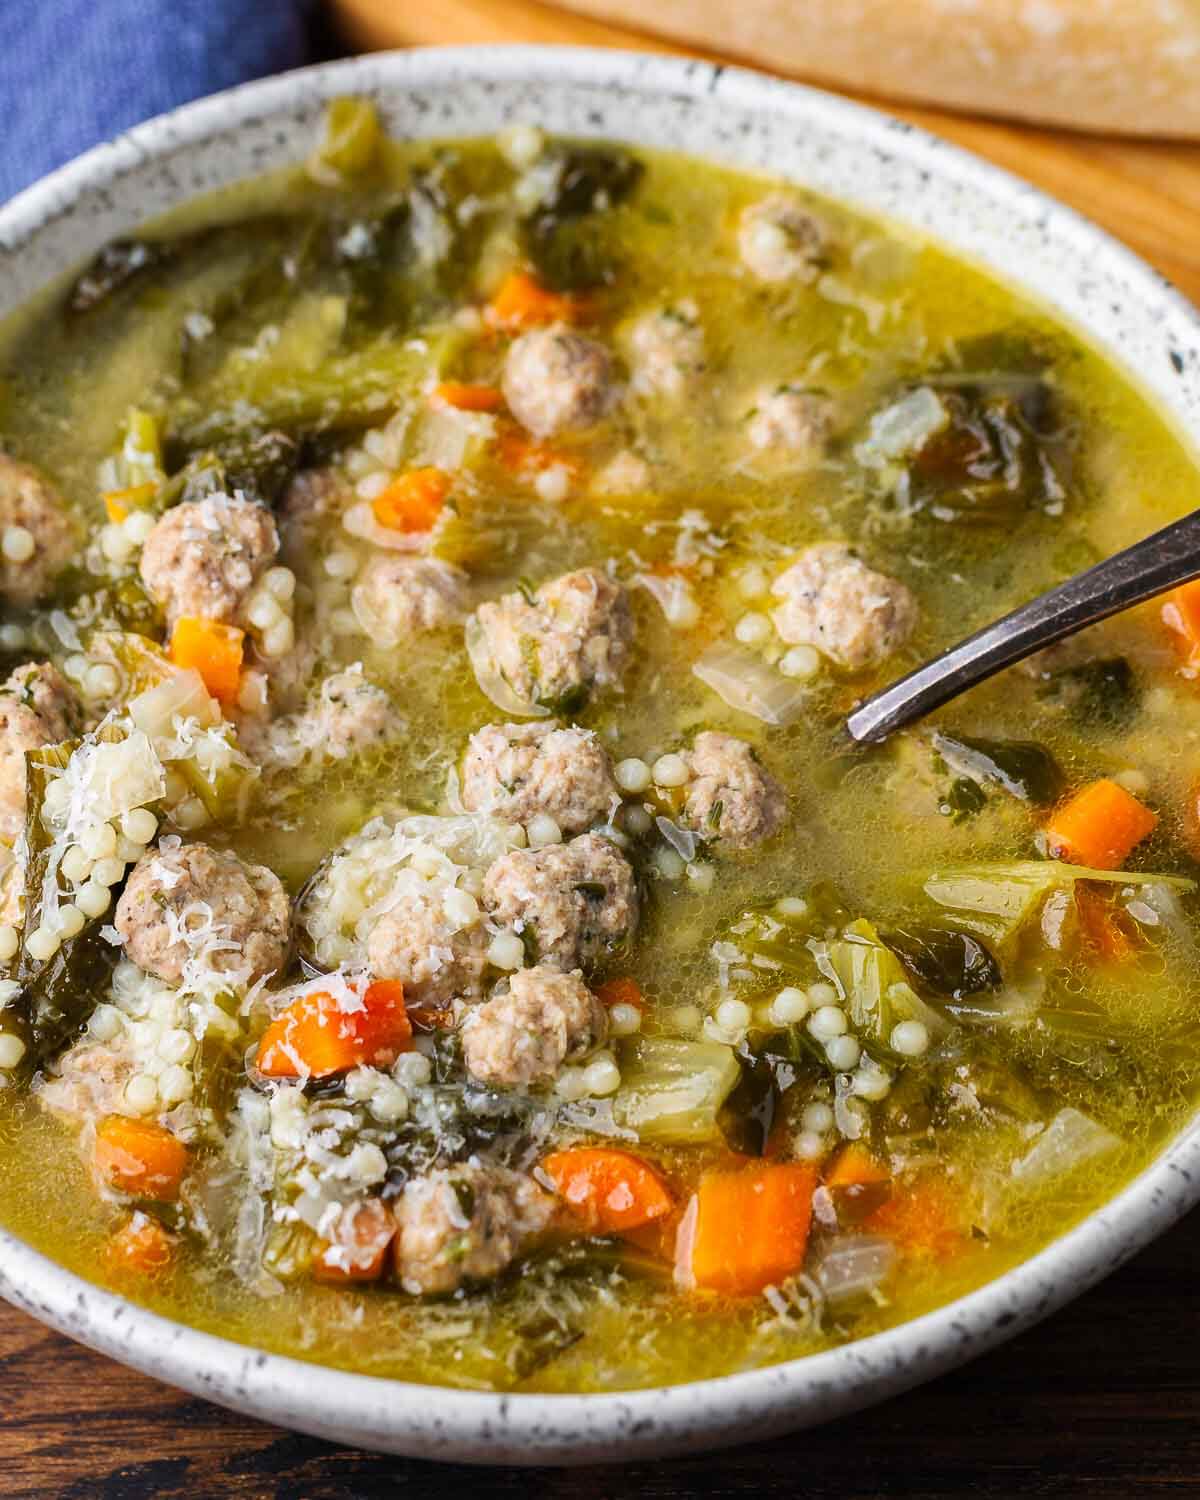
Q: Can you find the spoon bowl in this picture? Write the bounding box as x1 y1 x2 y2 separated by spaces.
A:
846 507 1200 743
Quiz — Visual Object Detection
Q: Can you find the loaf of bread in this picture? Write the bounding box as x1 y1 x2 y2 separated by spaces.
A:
562 0 1200 137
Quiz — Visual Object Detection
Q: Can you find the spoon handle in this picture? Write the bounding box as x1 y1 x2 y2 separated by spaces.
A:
846 507 1200 744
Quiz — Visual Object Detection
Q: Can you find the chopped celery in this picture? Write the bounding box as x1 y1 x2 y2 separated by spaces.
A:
262 1220 320 1282
97 407 166 500
924 861 1195 946
817 918 948 1055
307 97 383 185
612 1036 740 1144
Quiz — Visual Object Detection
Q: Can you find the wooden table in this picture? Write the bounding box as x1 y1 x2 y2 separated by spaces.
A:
8 4 1200 1493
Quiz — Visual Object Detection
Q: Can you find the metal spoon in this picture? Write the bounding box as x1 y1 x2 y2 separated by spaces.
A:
846 507 1200 744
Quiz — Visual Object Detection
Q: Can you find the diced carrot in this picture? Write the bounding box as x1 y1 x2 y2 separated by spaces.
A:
1163 580 1200 673
103 1213 176 1276
676 1162 817 1297
594 977 644 1011
824 1143 893 1223
95 1116 189 1201
1075 884 1138 964
313 1198 396 1284
256 979 412 1078
495 428 582 480
103 482 157 524
487 270 585 330
372 467 451 534
620 1209 682 1261
433 381 503 413
169 617 244 706
1042 778 1158 869
825 1143 890 1189
865 1175 964 1260
543 1147 674 1235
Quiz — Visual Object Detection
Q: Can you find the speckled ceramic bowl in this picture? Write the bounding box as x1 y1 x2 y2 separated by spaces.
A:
1 46 1199 1465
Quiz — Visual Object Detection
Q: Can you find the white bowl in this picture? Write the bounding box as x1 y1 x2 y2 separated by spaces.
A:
2 46 1199 1465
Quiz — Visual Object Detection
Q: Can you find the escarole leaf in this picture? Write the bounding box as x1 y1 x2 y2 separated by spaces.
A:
11 739 123 1071
931 732 1064 806
924 860 1195 947
814 918 949 1055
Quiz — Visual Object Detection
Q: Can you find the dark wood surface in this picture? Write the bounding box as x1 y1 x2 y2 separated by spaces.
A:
2 1204 1198 1496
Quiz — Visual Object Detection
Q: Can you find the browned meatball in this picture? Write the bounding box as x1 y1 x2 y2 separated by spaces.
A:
462 965 608 1087
303 667 393 760
460 720 617 834
747 386 834 462
502 325 617 438
276 466 351 563
366 885 488 1006
115 841 289 988
0 454 76 606
481 832 638 970
469 567 633 713
738 193 828 283
681 732 786 851
140 493 278 626
393 1163 554 1295
770 542 918 670
351 554 469 644
628 302 705 399
0 662 76 842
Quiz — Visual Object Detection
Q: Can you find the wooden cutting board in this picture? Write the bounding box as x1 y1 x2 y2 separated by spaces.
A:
331 0 1200 309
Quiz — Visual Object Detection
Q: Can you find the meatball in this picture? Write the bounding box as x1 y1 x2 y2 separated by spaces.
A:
502 325 617 438
482 832 638 969
469 567 633 712
592 450 651 496
0 454 76 605
277 467 351 563
139 492 279 627
366 885 488 1006
463 965 607 1088
394 1163 554 1296
115 841 290 988
0 662 76 842
770 542 918 671
747 386 834 461
681 732 786 851
738 193 829 284
305 667 393 760
460 721 617 834
351 554 469 644
628 302 704 399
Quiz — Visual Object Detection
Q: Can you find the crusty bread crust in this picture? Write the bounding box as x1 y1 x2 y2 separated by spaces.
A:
562 0 1200 137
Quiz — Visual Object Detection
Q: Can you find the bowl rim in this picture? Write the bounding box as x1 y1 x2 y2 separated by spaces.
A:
2 43 1200 1465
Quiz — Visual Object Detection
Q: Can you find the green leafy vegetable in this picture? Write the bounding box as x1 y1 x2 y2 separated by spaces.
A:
1038 657 1139 731
880 925 1002 999
932 732 1064 806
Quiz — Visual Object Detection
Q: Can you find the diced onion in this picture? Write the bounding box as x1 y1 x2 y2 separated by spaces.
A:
814 1235 897 1305
692 644 807 726
464 616 549 719
1012 1107 1121 1184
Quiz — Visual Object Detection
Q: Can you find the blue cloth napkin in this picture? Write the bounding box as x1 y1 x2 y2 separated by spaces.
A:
0 0 318 204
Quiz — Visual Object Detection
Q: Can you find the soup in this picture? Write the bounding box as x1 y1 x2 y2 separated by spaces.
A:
0 101 1197 1393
